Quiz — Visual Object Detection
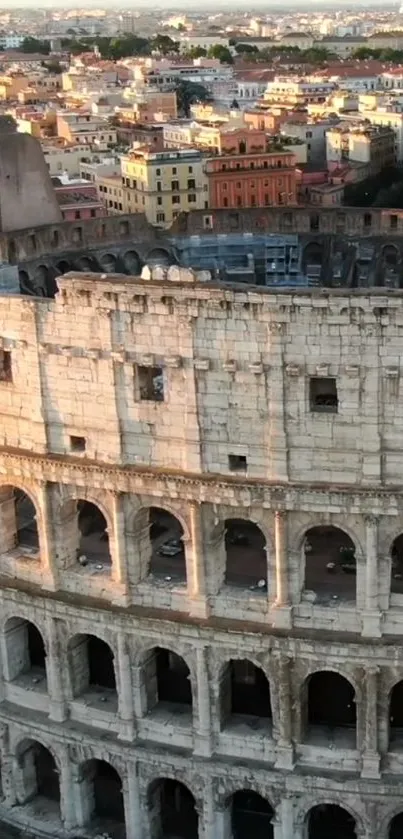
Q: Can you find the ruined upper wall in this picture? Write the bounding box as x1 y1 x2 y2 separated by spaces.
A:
0 128 62 233
0 270 403 489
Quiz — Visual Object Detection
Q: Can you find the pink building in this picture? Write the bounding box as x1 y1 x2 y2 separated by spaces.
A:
53 181 106 221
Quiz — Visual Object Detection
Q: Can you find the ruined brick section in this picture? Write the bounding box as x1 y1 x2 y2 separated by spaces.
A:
0 272 402 838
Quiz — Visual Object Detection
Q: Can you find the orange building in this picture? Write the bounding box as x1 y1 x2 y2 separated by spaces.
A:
205 127 297 209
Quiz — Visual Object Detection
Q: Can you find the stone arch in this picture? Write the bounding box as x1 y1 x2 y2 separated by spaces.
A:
75 255 99 272
140 646 193 714
388 679 403 748
146 247 174 267
382 243 399 267
18 269 31 294
301 669 357 747
3 616 48 685
55 259 71 275
123 249 142 274
32 264 51 296
130 503 189 582
383 807 403 839
299 522 359 604
147 777 198 839
218 657 272 732
56 490 113 571
229 789 275 839
294 519 363 557
390 532 403 595
302 241 324 275
0 484 41 556
224 517 267 589
303 802 358 839
99 252 117 273
77 758 125 827
67 632 117 697
15 737 61 810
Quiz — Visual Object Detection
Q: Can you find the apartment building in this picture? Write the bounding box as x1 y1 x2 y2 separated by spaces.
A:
120 147 208 226
326 123 396 174
56 112 117 148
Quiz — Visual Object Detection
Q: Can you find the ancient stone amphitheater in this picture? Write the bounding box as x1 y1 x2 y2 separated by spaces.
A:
1 202 403 839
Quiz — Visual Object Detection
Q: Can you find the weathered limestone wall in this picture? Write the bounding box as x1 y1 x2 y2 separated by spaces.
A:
0 270 402 838
0 273 403 484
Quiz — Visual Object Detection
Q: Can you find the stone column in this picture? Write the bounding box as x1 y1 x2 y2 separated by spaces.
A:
276 798 300 839
361 666 380 779
117 633 135 741
199 780 216 839
0 725 16 807
124 764 143 839
59 747 77 831
272 511 292 628
273 655 294 769
36 481 58 591
111 492 129 604
188 502 209 618
362 515 381 637
46 617 67 722
194 646 213 756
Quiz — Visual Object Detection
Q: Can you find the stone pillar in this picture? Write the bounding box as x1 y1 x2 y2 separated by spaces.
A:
276 798 300 839
361 666 380 779
46 617 67 722
273 655 294 769
199 780 216 839
117 633 135 741
36 481 58 591
111 492 129 604
124 765 143 839
59 747 77 831
362 516 381 638
0 725 16 807
188 502 210 618
272 511 292 628
194 646 213 756
214 804 232 839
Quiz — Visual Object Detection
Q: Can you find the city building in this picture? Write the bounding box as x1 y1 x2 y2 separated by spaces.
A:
205 127 297 208
56 112 117 148
120 146 208 226
326 123 396 175
53 178 106 221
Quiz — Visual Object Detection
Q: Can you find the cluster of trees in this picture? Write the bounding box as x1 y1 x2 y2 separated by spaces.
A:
352 45 403 63
344 167 403 208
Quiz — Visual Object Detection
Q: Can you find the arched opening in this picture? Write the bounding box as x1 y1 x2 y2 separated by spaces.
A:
390 813 403 839
143 647 192 716
75 255 98 272
77 500 111 569
303 671 356 747
146 248 173 267
303 525 356 604
123 250 142 274
99 253 117 273
239 141 246 154
149 507 186 581
306 804 356 839
231 790 274 839
79 759 124 829
389 681 403 748
4 617 47 688
391 534 403 594
14 489 39 552
68 634 117 707
55 260 71 275
17 741 60 813
224 519 267 589
219 659 272 733
147 778 198 839
32 264 50 296
18 269 32 294
383 245 399 268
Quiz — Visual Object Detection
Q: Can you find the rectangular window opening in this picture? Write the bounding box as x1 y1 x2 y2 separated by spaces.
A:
0 350 12 382
309 377 338 413
228 454 247 472
70 435 86 453
138 366 164 402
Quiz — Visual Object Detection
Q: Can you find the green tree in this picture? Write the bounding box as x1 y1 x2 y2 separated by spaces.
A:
174 79 211 116
184 45 207 59
151 34 179 55
234 43 259 54
21 36 50 54
207 44 233 63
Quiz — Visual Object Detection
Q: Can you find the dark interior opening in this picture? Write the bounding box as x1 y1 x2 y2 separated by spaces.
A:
150 779 198 839
35 744 60 802
87 636 116 690
307 804 356 839
308 672 356 729
156 648 191 706
224 519 267 589
149 507 185 580
231 791 274 839
28 623 46 670
77 500 111 566
230 659 272 718
304 526 356 603
15 490 39 549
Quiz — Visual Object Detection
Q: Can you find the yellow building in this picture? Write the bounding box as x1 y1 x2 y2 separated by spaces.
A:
120 146 208 227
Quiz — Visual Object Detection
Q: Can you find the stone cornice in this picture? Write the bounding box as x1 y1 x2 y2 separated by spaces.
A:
0 448 400 513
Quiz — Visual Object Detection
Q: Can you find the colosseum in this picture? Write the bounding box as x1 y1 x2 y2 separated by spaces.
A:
1 236 403 839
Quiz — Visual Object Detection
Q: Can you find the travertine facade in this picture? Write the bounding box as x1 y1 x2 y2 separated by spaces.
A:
1 268 403 838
